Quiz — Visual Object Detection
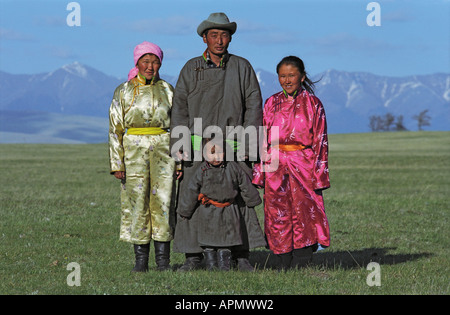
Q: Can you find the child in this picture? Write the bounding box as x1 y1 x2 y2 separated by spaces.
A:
177 137 262 271
253 56 330 270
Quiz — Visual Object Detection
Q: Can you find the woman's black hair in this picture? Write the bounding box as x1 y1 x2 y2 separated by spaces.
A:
276 56 319 95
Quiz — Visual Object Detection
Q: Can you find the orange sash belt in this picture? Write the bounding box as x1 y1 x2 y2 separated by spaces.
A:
198 193 233 208
272 144 307 151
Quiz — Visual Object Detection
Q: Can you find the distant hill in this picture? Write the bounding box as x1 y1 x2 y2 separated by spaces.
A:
0 110 109 144
0 62 448 143
256 68 450 133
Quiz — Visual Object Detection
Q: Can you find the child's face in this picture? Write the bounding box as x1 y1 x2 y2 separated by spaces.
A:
204 141 224 166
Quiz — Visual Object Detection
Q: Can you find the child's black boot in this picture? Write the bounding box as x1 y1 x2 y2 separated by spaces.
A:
218 248 232 271
203 248 218 271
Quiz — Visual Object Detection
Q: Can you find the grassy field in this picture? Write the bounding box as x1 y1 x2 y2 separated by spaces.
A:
0 131 449 295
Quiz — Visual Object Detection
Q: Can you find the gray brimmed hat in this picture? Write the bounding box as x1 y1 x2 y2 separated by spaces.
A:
197 12 237 37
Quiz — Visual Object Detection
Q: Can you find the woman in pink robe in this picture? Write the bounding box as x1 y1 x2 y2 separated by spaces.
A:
252 56 330 269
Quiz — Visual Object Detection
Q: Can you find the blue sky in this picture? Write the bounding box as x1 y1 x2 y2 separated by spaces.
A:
0 0 449 79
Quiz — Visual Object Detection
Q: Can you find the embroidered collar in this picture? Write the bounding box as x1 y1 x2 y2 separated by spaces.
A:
202 49 229 68
282 87 303 99
136 72 158 85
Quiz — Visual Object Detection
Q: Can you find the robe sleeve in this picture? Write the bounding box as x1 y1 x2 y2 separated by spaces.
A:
108 84 126 174
170 62 191 155
238 166 262 208
241 62 263 161
311 97 330 191
176 166 203 218
252 96 275 186
251 163 264 187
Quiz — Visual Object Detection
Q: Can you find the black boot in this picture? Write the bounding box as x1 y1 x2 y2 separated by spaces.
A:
291 246 313 269
177 253 203 272
203 248 218 271
154 241 171 271
232 250 254 272
277 251 292 271
217 249 232 271
131 243 150 273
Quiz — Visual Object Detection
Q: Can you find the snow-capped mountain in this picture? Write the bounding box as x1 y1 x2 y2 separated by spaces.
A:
1 62 122 118
0 62 448 143
256 68 450 133
0 62 178 118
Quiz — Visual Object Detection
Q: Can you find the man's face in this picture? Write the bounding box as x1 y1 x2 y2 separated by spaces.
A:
203 29 231 58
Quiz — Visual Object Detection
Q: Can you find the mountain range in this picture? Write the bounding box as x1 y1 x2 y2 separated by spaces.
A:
0 62 448 143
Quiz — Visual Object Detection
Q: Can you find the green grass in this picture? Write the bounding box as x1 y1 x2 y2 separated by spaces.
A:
0 131 449 295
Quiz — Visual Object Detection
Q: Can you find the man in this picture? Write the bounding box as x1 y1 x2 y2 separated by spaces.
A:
170 12 266 271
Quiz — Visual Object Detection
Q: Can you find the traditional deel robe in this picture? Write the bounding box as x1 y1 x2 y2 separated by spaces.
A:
109 74 176 244
252 89 330 255
170 52 266 253
177 161 263 248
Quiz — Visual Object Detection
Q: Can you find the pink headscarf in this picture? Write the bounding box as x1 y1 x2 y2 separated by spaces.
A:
128 41 164 81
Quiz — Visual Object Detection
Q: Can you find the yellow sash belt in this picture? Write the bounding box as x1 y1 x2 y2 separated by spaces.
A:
127 127 168 135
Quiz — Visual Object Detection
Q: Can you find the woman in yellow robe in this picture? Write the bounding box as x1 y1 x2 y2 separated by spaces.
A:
109 41 178 272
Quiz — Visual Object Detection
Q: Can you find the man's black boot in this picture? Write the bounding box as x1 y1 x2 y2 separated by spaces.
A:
177 253 203 272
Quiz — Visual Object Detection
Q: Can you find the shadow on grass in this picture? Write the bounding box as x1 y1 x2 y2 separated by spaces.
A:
249 247 433 270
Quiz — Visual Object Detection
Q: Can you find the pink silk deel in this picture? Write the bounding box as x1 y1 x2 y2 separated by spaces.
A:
252 89 330 254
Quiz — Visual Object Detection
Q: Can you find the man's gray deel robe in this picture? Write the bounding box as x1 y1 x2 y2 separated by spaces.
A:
170 53 266 253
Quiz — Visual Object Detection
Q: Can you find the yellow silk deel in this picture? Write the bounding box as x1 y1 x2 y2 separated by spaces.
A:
109 75 176 244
